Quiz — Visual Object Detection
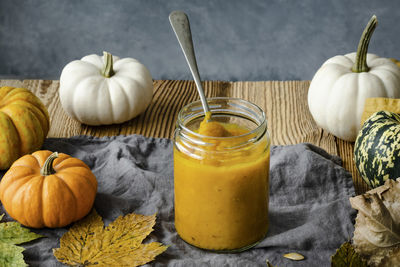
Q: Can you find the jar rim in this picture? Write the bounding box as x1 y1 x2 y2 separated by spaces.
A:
177 97 267 140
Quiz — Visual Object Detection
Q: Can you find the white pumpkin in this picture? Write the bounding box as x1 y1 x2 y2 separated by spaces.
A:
60 52 153 125
308 16 400 141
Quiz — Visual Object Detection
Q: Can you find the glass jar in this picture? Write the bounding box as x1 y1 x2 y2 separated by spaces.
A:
173 97 270 252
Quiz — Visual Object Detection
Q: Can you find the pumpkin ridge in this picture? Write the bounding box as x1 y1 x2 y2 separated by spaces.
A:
56 167 97 192
370 67 400 78
0 111 20 164
323 73 357 136
1 105 43 155
0 109 24 155
119 65 153 94
0 174 37 203
2 96 41 108
369 67 400 88
6 98 49 131
53 159 90 171
113 57 139 67
42 174 77 227
342 54 356 64
0 86 14 99
11 181 27 226
32 151 53 168
60 61 104 86
9 175 41 226
6 168 39 181
59 76 78 121
20 107 43 152
79 56 105 69
52 155 74 170
4 99 45 112
37 175 45 228
52 173 80 221
363 71 384 84
368 57 397 67
0 87 23 106
5 103 46 143
24 175 45 228
103 79 115 124
111 77 132 118
71 76 104 123
324 62 352 72
15 154 43 168
55 171 97 220
128 79 150 116
20 103 49 135
1 88 42 107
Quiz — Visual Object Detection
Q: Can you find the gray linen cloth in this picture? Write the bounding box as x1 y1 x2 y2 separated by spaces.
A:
0 135 356 266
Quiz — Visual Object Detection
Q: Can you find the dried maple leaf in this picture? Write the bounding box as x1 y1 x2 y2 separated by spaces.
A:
331 242 367 267
380 246 400 266
0 214 42 267
350 178 400 266
53 209 168 267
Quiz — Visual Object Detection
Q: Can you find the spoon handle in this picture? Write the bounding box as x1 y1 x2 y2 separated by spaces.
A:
169 11 210 114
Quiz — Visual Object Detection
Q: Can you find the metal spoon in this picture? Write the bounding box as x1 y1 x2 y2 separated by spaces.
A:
169 11 210 115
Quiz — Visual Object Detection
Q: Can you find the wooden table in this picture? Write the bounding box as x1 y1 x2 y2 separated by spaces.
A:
0 79 368 194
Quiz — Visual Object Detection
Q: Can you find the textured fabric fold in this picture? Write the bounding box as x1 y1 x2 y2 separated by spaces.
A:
0 135 356 266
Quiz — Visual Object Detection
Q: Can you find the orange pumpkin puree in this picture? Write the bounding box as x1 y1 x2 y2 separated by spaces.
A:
174 113 270 250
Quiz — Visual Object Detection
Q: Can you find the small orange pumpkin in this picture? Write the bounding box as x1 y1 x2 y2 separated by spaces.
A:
0 150 97 228
0 86 50 169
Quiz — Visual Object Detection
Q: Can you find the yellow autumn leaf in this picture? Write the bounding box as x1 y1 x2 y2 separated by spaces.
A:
53 210 168 267
361 98 400 127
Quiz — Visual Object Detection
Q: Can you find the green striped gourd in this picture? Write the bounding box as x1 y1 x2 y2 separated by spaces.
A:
354 110 400 188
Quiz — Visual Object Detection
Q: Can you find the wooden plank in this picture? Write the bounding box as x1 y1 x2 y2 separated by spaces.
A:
229 80 365 194
78 80 231 138
29 80 83 138
337 139 369 194
0 79 367 194
230 81 335 150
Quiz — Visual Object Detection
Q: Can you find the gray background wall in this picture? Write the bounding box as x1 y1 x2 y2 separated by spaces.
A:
0 0 399 81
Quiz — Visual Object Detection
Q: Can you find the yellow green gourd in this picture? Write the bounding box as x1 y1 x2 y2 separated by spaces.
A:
354 111 400 188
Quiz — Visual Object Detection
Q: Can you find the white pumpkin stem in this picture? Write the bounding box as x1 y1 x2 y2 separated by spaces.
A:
101 51 115 78
352 15 377 73
40 152 58 176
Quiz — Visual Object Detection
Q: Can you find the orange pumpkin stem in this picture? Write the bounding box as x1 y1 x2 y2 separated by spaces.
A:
40 152 58 176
